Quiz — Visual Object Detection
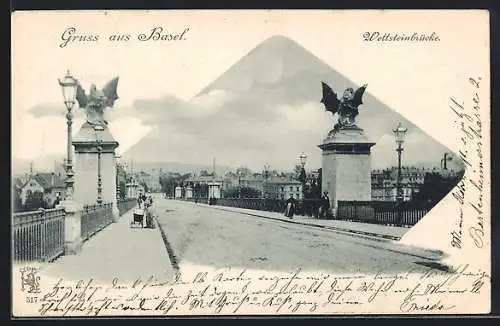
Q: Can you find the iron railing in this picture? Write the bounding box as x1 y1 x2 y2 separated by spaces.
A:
337 201 433 227
117 198 137 216
12 208 65 262
183 197 432 227
81 203 113 241
185 197 323 216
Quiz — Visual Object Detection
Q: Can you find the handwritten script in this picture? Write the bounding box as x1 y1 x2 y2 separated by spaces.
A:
27 265 490 316
449 76 486 250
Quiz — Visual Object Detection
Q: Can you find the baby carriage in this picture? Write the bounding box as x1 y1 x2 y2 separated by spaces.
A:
131 207 145 228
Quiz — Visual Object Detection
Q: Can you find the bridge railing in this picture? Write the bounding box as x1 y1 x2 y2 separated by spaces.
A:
81 203 114 241
117 198 137 216
337 200 433 227
12 201 121 263
183 197 323 216
181 197 431 227
12 208 65 262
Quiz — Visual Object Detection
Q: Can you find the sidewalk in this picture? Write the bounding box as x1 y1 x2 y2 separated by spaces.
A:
204 204 409 240
38 208 175 284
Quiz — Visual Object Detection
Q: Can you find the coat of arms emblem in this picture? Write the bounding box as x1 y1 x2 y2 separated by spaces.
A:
20 267 41 294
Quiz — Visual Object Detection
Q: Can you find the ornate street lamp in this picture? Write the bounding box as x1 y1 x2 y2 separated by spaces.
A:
237 170 243 199
115 154 121 200
393 122 407 225
263 162 271 199
299 153 307 168
299 153 307 199
58 70 78 200
94 125 104 205
441 152 452 170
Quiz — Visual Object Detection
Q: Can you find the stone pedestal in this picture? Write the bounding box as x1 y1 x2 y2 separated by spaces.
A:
175 186 182 199
185 186 193 199
208 182 222 199
73 122 120 221
58 200 84 255
318 126 376 217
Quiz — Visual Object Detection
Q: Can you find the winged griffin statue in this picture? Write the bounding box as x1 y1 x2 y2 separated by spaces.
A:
320 82 368 134
76 77 119 126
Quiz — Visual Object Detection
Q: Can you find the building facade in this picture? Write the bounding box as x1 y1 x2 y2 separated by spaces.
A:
131 171 161 193
16 173 65 207
266 177 303 200
184 175 224 199
371 166 463 202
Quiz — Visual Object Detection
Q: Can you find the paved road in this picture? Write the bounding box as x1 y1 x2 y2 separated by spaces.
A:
155 200 434 274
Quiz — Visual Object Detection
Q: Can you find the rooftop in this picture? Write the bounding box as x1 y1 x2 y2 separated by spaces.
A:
16 173 66 190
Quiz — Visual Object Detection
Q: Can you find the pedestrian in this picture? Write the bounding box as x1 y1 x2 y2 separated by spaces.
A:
53 195 61 208
144 194 154 228
284 194 296 219
137 195 142 209
321 191 330 218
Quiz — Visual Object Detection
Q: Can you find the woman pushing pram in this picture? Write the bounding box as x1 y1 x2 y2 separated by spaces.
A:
131 193 155 228
143 194 155 228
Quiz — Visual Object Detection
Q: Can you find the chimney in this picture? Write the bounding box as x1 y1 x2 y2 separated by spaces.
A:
51 172 55 186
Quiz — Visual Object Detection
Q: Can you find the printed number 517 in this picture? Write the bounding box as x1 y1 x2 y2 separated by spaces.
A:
26 296 38 303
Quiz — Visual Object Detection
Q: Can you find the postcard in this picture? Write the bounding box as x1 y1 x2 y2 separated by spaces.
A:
11 10 490 316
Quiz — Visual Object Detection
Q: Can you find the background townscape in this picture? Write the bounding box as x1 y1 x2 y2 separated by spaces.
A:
13 152 463 214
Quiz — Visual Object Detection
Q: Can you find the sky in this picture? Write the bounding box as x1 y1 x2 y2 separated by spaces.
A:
11 10 490 172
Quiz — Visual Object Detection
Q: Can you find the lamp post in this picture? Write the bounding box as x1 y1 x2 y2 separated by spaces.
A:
441 152 452 170
299 153 307 199
58 70 78 201
122 162 128 198
115 155 121 200
94 126 104 205
393 122 407 226
263 163 271 199
237 170 242 199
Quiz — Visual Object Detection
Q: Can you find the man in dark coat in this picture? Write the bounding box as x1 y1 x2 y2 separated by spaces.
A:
321 191 331 218
284 194 296 219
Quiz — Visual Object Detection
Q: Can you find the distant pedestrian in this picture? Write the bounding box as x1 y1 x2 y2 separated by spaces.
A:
53 195 61 208
284 195 296 219
320 191 330 218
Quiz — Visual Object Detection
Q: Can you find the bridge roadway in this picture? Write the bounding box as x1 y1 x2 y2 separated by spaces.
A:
154 199 435 275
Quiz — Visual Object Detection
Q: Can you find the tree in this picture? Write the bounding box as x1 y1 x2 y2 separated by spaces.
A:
199 183 209 198
181 173 192 181
199 170 212 177
141 181 149 193
235 166 252 178
24 191 48 211
159 172 193 197
119 181 126 199
193 183 202 198
293 164 303 180
225 186 261 198
160 175 179 197
413 172 463 204
13 189 23 213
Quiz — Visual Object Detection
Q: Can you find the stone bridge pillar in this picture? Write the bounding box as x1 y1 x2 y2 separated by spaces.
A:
73 122 120 221
318 126 376 217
